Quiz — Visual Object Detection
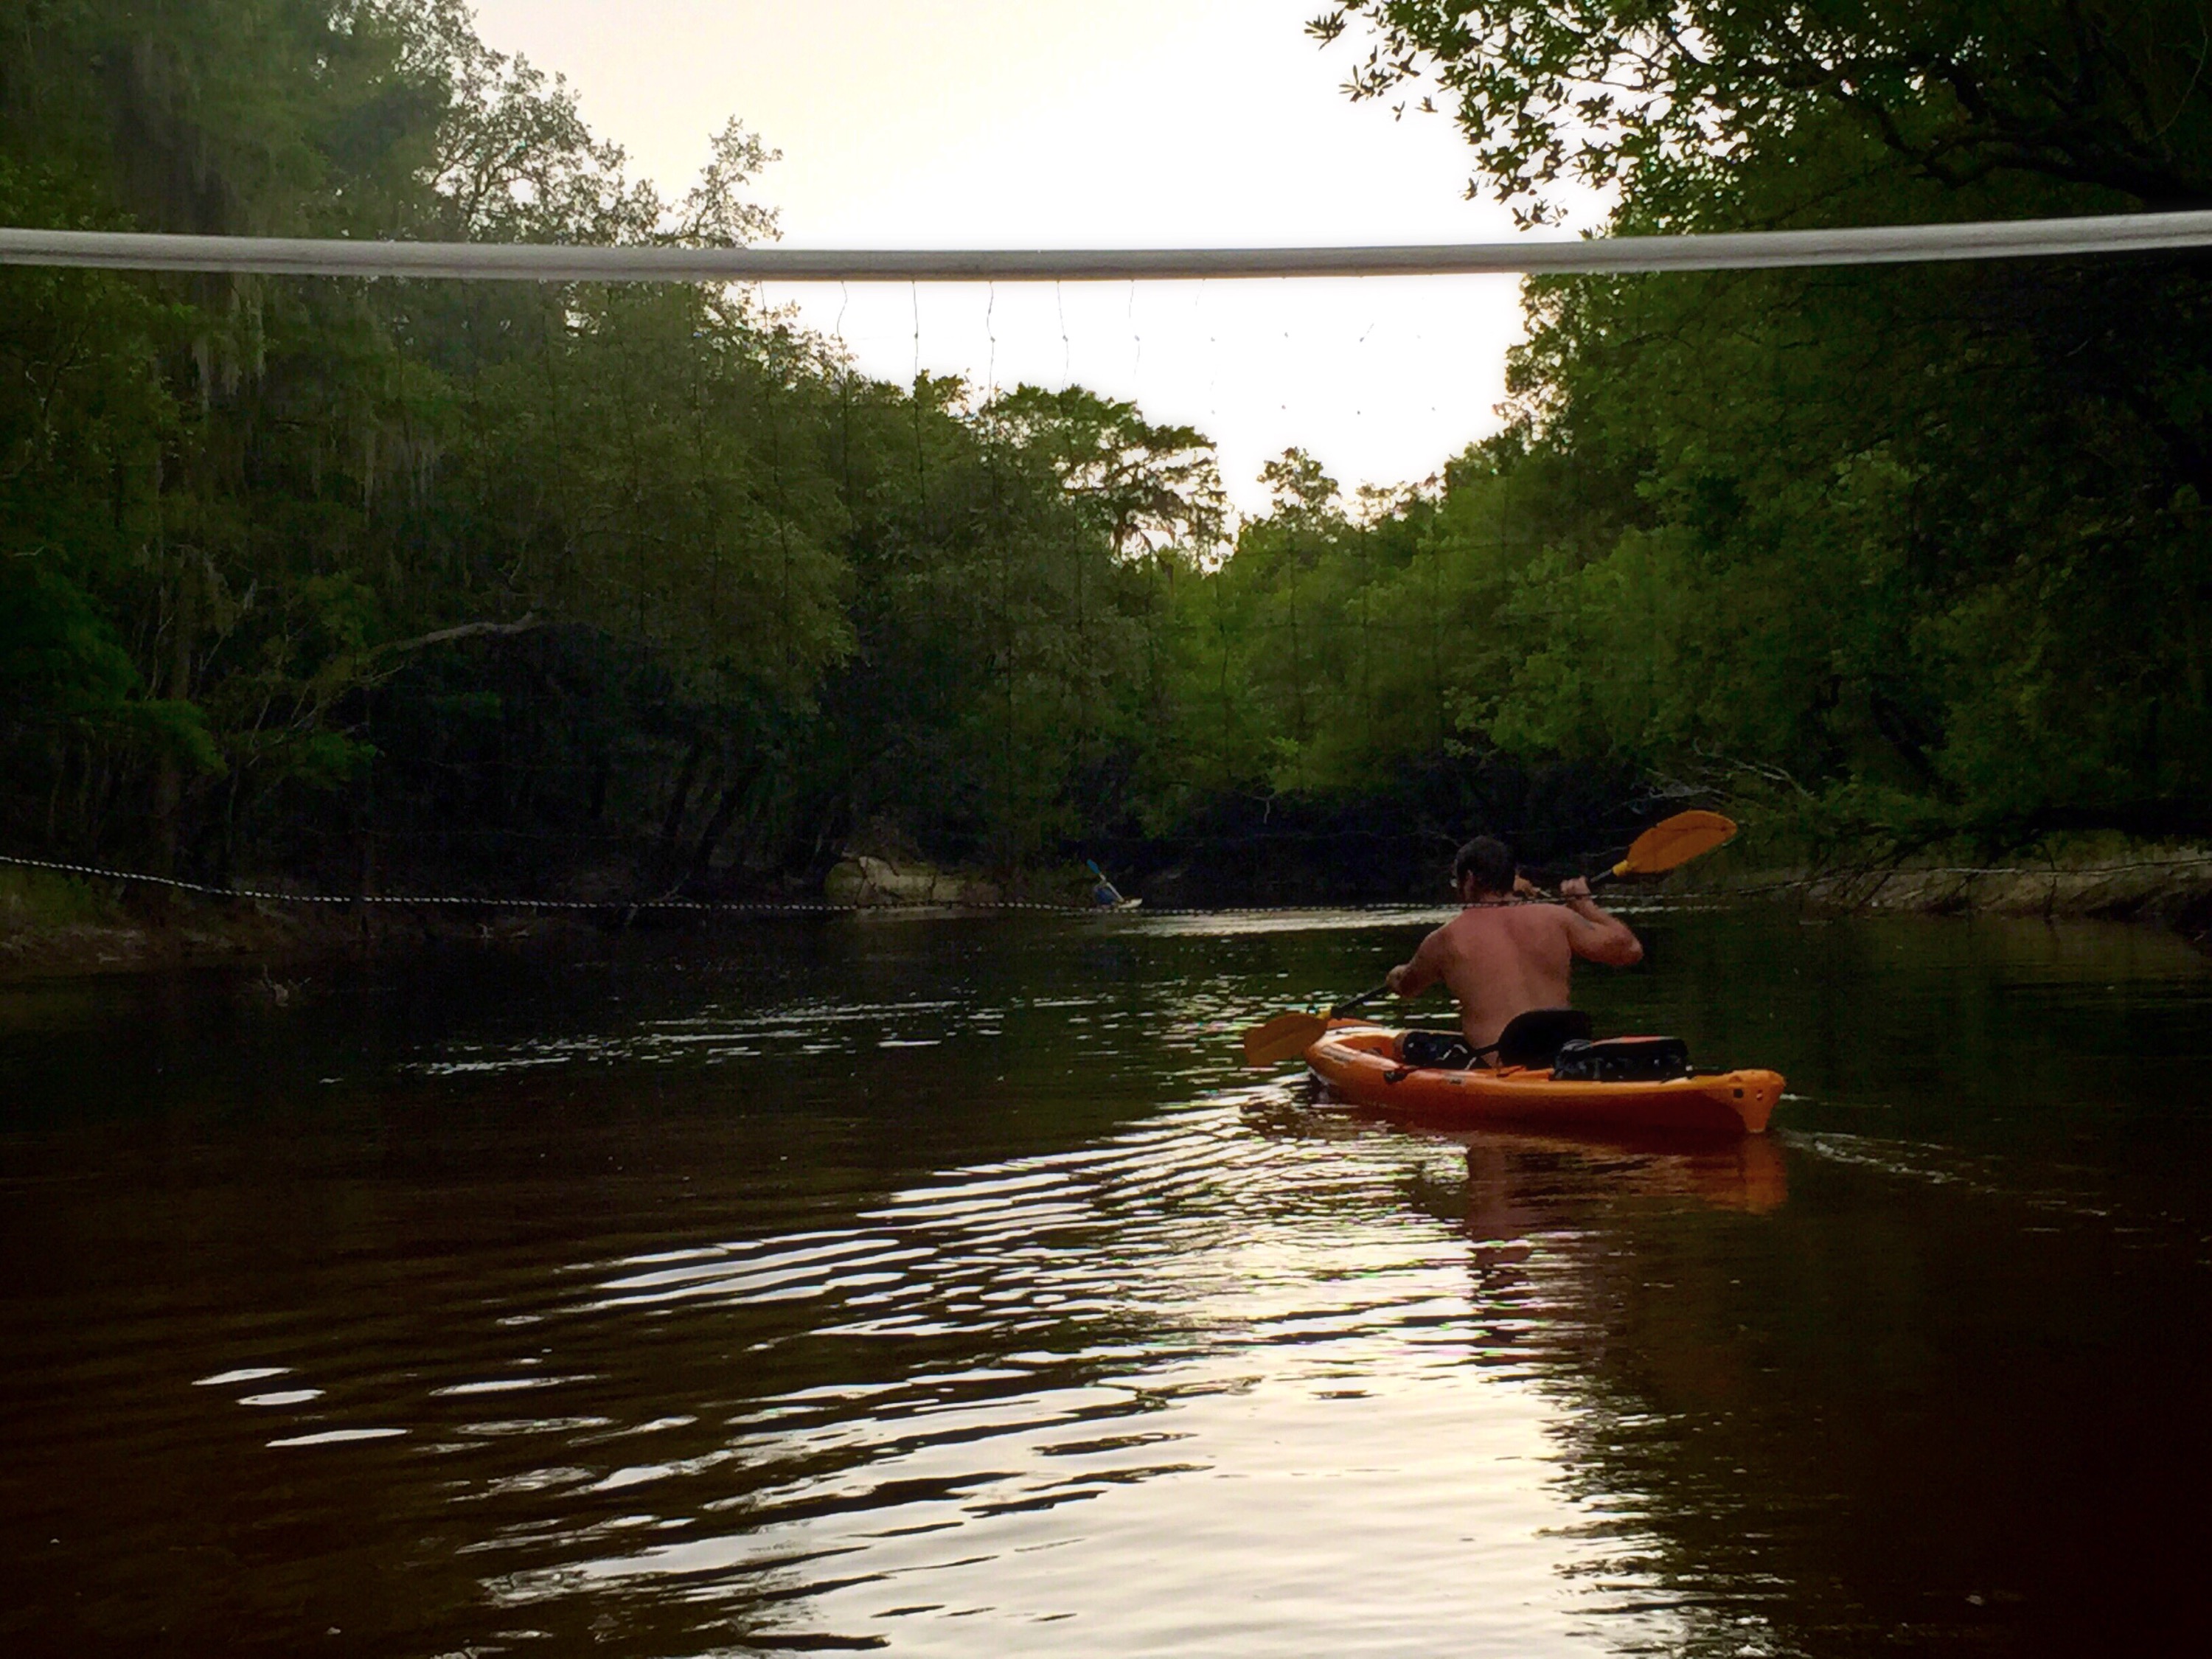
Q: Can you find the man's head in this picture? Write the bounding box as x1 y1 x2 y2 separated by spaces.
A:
1453 835 1515 901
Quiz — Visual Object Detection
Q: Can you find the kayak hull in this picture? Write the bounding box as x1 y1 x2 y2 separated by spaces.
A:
1307 1021 1783 1137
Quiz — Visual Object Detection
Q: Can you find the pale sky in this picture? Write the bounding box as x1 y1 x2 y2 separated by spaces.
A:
468 0 1550 515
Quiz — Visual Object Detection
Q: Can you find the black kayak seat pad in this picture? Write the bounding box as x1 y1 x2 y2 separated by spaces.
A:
1486 1008 1593 1068
1395 1008 1593 1072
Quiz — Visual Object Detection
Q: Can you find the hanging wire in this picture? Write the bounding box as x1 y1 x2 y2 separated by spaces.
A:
699 312 728 648
1201 277 1220 485
833 282 855 508
984 280 998 402
768 362 796 686
1056 280 1071 386
910 279 926 509
978 346 1015 861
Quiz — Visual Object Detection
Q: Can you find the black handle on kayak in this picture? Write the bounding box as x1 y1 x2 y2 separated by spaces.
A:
1329 982 1392 1018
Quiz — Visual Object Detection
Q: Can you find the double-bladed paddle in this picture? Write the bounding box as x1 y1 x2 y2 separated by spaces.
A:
1583 808 1736 888
1239 983 1394 1069
1237 810 1739 1068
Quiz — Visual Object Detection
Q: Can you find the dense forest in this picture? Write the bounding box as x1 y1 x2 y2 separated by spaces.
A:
4 0 2209 908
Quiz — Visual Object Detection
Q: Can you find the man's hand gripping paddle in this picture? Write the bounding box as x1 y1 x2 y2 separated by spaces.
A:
1235 810 1739 1068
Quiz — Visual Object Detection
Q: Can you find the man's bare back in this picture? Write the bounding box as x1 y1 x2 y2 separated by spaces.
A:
1386 875 1644 1054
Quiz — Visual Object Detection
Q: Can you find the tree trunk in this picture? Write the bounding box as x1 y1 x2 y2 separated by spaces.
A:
651 734 706 887
150 532 195 874
687 759 759 892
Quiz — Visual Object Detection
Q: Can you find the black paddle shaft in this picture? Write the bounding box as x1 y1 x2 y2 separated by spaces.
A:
1329 982 1392 1017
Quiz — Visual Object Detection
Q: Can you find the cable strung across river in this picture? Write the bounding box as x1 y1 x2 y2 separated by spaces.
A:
7 209 2212 282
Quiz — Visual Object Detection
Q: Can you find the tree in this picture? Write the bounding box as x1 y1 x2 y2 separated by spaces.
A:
1301 0 2212 848
981 386 1226 562
1311 1 2212 225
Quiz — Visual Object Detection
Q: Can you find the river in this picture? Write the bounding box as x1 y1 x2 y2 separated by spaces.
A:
3 902 2210 1656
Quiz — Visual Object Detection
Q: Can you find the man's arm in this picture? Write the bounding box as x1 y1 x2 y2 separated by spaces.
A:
1557 877 1644 966
1385 925 1454 998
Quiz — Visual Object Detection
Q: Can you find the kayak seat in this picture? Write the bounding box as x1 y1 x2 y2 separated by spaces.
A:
1399 1029 1478 1071
1551 1035 1692 1082
1483 1008 1593 1069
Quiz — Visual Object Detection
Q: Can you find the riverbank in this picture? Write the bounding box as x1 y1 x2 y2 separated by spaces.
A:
0 852 1082 984
6 846 2210 983
1682 849 2212 946
0 865 615 984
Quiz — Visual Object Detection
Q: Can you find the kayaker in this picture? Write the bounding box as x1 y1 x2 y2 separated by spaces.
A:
1383 836 1644 1058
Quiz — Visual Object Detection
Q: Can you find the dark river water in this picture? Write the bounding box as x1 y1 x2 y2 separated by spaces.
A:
4 902 2211 1657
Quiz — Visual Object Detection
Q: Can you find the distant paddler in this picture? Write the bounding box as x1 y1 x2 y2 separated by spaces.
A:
1088 860 1141 910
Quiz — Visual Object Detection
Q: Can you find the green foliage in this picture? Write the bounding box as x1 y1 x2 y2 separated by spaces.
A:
0 0 1234 889
5 0 2210 902
1266 0 2212 859
1312 1 2212 223
0 866 122 931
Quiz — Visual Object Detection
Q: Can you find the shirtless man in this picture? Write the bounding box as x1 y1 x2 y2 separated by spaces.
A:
1384 835 1644 1054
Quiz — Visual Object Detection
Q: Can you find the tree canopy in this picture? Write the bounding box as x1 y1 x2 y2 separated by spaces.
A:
1310 1 2212 221
1290 0 2212 858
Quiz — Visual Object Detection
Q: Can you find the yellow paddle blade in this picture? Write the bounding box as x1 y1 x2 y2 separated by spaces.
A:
1613 810 1739 877
1241 1009 1332 1068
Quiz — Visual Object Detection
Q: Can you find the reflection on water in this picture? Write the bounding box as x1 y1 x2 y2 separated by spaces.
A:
2 907 2211 1655
1450 1130 1790 1239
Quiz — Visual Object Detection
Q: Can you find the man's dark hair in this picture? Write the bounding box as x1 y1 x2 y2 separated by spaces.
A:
1453 835 1515 897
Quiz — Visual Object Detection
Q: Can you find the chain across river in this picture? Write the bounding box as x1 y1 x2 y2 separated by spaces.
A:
0 851 1457 919
7 849 2208 922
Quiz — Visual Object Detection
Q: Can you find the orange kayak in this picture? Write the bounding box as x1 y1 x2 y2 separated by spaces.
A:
1307 1020 1783 1136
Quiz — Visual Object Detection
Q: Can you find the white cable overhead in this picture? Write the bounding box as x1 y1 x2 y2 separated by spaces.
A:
4 210 2212 282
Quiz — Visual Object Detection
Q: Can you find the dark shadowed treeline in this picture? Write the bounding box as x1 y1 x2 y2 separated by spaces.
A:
0 0 1244 899
5 1 2211 908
